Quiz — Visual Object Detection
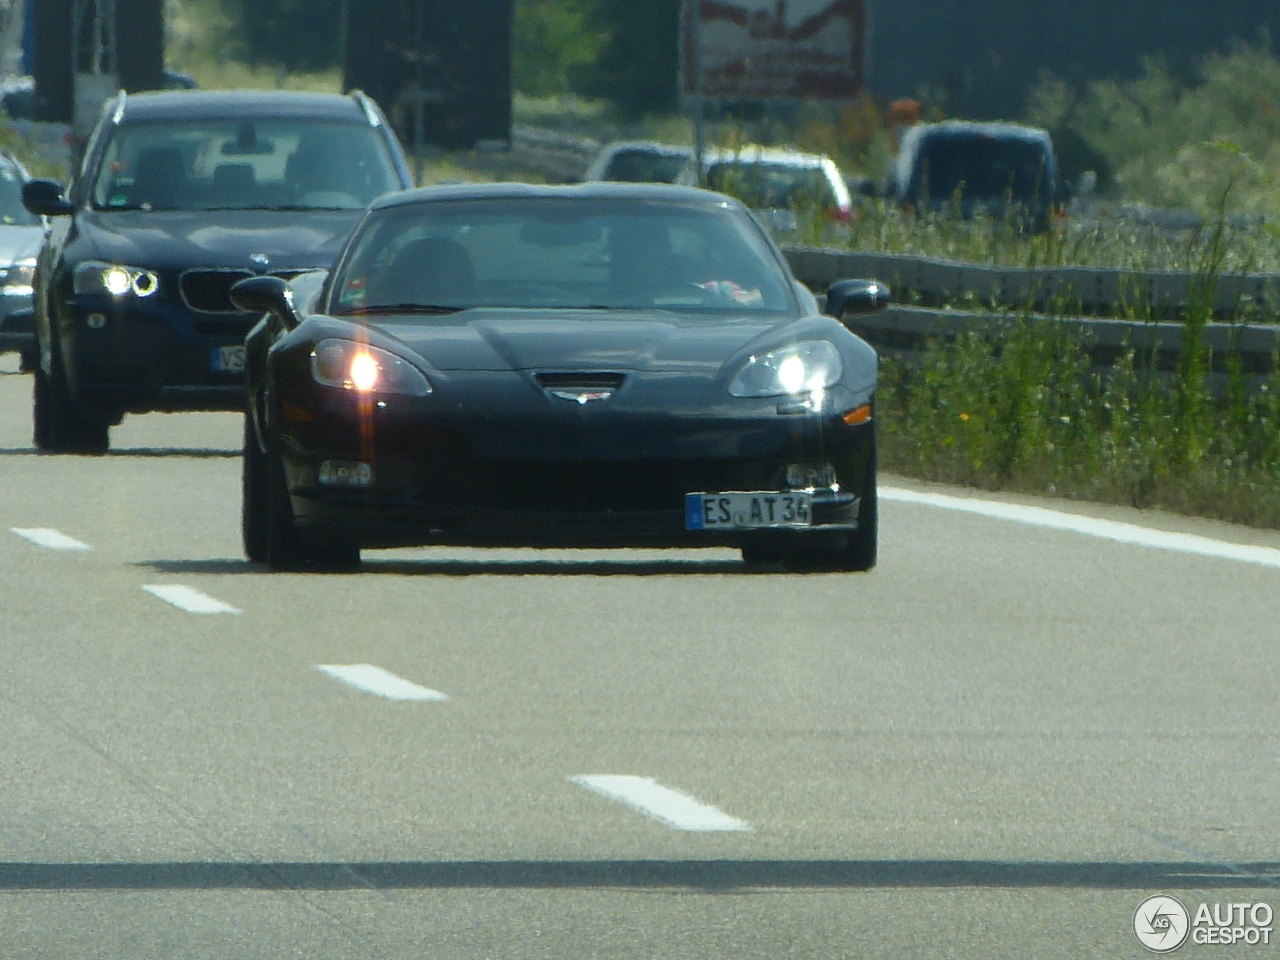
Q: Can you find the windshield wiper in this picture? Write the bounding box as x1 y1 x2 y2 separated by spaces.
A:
336 303 465 317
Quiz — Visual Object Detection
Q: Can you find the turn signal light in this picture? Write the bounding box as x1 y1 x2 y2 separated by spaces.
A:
842 404 872 425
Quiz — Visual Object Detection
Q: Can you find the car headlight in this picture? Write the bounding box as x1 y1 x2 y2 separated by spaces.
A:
2 257 35 298
73 260 159 298
728 341 843 398
310 339 432 397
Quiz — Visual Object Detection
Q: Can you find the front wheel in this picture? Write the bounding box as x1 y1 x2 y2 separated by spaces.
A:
33 361 110 454
241 412 269 563
260 427 360 572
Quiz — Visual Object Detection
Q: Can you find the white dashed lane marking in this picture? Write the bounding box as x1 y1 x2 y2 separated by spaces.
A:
317 664 451 702
10 528 92 551
142 584 242 615
571 775 751 832
882 487 1280 570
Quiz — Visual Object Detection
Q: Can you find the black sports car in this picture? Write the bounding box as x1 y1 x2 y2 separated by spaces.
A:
21 89 412 453
232 183 887 571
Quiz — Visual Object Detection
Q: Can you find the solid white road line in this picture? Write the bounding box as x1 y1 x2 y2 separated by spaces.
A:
882 486 1280 571
571 775 750 832
10 528 91 551
316 664 450 702
142 584 242 615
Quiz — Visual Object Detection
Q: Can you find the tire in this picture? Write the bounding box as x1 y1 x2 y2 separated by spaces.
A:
771 441 878 574
262 429 360 572
740 536 787 568
33 357 110 454
241 412 269 563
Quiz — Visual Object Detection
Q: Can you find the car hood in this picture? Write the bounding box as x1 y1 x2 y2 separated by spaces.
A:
76 208 362 272
368 310 803 375
0 224 46 265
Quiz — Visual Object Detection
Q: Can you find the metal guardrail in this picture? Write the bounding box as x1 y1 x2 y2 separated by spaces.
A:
509 125 598 183
783 250 1280 397
783 246 1280 319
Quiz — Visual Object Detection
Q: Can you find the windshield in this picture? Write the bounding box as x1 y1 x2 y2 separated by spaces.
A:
90 118 401 212
914 135 1052 203
329 197 798 316
706 162 836 210
0 165 38 225
604 150 692 183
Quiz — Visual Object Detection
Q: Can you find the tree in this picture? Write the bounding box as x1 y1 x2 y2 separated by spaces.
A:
512 0 605 96
218 0 343 72
575 0 680 118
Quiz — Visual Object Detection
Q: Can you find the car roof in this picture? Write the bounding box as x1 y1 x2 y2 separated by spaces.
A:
904 121 1052 147
700 145 833 168
370 181 744 210
598 140 695 158
116 89 375 125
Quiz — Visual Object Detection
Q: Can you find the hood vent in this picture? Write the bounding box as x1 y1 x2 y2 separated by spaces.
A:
535 372 626 391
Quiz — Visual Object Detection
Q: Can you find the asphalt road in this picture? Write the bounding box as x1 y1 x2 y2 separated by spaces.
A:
1 353 1278 959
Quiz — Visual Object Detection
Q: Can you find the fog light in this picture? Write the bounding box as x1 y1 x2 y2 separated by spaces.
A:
318 460 373 488
786 462 838 490
86 312 107 330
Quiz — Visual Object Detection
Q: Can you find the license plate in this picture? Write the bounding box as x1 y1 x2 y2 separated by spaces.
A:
211 345 245 373
685 492 812 531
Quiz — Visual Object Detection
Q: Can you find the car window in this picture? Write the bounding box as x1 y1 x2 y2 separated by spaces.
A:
90 118 401 212
913 136 1052 202
0 164 37 225
604 151 692 183
706 162 837 210
330 198 797 316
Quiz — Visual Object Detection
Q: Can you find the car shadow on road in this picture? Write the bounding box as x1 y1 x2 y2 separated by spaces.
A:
0 447 240 458
1 859 1276 891
135 556 749 577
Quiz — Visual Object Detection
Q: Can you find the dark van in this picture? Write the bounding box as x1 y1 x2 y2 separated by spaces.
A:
890 121 1060 229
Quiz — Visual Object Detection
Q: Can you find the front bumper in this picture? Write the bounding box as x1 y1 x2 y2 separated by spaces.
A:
275 386 875 549
61 293 252 413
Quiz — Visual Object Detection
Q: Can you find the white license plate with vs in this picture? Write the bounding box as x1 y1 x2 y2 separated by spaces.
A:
211 345 246 373
685 492 813 531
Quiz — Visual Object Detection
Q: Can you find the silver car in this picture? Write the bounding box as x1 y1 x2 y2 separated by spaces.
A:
0 151 44 368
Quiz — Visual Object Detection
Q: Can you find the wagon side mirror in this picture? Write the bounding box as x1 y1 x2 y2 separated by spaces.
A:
231 275 298 329
22 179 75 217
824 279 891 319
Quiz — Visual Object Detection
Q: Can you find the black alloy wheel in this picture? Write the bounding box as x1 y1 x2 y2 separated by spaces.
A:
741 435 878 574
260 422 360 572
241 411 270 564
32 353 110 454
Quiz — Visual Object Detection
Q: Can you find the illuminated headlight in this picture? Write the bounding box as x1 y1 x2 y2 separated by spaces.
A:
728 341 843 398
310 339 432 397
2 257 36 298
73 260 160 298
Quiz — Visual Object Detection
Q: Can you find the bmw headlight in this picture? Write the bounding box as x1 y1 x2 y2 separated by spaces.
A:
2 257 35 298
311 339 432 397
728 341 843 398
73 260 159 298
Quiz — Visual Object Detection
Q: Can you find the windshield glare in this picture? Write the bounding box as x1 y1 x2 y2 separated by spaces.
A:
91 118 400 212
330 198 798 316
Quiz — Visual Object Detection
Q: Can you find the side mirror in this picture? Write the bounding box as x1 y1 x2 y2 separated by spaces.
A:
22 179 75 217
231 275 298 329
824 279 891 319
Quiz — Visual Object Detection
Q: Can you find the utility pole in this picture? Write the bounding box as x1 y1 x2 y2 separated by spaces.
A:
70 0 119 157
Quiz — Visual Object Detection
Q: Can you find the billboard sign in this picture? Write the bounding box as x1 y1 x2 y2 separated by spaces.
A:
682 0 867 101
